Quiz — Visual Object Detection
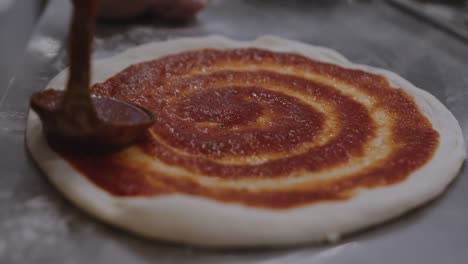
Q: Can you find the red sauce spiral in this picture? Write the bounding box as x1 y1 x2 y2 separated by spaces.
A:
52 48 439 209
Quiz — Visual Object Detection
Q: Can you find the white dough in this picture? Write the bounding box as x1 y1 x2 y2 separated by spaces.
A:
25 36 466 247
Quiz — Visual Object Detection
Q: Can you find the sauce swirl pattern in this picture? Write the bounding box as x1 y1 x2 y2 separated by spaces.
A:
52 48 439 208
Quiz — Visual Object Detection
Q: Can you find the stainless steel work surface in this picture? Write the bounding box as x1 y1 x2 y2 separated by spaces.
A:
389 0 468 41
1 0 467 263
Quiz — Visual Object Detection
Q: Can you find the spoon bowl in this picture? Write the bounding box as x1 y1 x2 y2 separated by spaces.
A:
31 89 155 152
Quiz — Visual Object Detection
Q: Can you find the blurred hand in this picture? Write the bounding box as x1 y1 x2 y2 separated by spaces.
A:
98 0 208 21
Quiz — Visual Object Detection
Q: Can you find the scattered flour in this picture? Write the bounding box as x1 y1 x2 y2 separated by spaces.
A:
0 196 71 262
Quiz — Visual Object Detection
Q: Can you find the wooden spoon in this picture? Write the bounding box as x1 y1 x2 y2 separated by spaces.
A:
30 0 155 152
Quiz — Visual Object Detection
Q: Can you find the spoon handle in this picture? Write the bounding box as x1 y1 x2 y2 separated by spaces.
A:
62 0 99 117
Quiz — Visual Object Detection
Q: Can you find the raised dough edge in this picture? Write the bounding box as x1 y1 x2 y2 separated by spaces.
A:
26 35 466 247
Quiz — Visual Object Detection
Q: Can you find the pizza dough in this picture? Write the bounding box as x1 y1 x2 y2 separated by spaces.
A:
26 36 466 247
